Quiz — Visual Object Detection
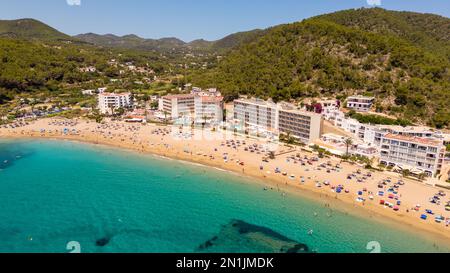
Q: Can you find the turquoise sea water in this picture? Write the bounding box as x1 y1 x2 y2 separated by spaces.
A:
0 139 449 253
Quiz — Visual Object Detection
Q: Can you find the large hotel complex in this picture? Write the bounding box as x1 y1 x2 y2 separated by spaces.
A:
322 101 449 177
233 98 323 144
159 90 224 124
95 89 448 178
98 92 133 115
380 134 446 177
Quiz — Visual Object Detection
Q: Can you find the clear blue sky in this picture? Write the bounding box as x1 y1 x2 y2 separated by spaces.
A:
0 0 449 42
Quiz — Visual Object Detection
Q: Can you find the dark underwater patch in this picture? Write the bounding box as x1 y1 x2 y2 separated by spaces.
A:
96 236 111 247
197 219 312 253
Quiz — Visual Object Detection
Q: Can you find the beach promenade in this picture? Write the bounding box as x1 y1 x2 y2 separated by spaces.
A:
1 117 450 244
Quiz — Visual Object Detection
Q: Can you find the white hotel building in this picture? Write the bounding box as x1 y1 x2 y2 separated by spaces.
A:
278 107 323 144
160 94 196 119
380 133 446 177
159 92 224 123
233 99 278 134
194 95 224 125
233 98 323 144
98 92 133 114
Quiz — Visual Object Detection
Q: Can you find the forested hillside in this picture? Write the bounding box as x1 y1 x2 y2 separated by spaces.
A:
190 8 450 128
0 38 169 102
0 18 72 41
75 29 266 53
0 9 449 128
315 8 450 58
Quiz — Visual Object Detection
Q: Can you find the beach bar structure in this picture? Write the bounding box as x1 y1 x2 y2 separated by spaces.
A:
380 133 446 177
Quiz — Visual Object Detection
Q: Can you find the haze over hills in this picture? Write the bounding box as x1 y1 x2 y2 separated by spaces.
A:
74 29 266 53
0 18 266 53
73 33 187 52
0 8 449 127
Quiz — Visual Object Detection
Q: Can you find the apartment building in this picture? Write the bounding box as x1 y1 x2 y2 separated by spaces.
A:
278 106 323 144
233 98 323 144
233 98 278 134
98 92 133 115
194 95 224 124
380 133 446 177
347 96 375 112
160 94 195 119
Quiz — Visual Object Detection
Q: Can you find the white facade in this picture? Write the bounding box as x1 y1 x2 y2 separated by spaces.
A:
98 93 133 115
194 95 224 125
322 108 443 148
233 98 323 144
233 98 278 134
278 107 323 144
380 134 446 177
82 89 95 96
347 96 375 112
97 87 107 94
160 94 195 119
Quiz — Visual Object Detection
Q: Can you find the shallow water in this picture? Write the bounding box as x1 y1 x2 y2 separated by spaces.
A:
0 139 448 253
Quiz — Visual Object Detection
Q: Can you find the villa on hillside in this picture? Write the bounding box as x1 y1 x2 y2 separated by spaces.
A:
346 96 375 112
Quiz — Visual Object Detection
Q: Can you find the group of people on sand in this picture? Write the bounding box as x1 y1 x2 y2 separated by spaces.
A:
1 120 29 129
48 120 78 127
2 118 449 231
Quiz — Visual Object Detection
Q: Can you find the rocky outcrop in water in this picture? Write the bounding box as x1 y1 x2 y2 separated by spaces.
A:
197 220 312 253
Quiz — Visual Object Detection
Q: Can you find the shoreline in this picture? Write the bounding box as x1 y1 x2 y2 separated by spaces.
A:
1 118 450 248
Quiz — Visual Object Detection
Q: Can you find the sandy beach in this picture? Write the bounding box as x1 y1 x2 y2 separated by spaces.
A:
1 117 450 246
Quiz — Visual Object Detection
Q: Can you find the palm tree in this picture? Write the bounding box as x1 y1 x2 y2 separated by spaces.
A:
202 114 208 129
402 169 411 178
345 138 353 156
365 157 374 169
163 111 168 125
417 172 426 181
286 132 295 145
